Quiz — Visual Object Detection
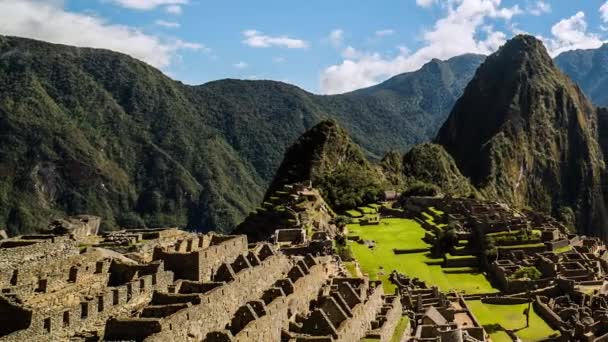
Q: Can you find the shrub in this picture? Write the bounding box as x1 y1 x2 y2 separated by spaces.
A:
510 266 542 281
402 181 441 197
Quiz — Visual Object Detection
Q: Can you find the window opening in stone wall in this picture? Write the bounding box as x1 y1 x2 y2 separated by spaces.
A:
36 278 48 293
81 302 88 319
69 267 78 283
43 317 51 332
95 261 104 274
10 269 18 286
127 284 132 302
113 290 119 305
63 311 70 327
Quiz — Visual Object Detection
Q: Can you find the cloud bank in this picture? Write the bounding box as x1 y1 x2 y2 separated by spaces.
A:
0 0 203 69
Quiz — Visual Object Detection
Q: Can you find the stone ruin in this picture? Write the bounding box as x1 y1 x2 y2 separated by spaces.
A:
397 196 608 341
0 216 407 342
46 215 101 240
389 271 487 342
534 279 608 341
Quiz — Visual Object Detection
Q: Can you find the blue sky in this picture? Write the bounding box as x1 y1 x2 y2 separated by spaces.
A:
1 1 608 94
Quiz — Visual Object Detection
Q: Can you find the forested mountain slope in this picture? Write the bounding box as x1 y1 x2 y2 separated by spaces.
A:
0 35 483 235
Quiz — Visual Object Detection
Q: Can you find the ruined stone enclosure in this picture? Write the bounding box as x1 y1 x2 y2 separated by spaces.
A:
0 216 406 342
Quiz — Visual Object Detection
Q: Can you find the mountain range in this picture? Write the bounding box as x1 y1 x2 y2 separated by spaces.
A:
3 33 608 238
0 35 483 235
254 35 608 240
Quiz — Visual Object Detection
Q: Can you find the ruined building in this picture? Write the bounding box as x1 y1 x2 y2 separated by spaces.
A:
0 216 406 341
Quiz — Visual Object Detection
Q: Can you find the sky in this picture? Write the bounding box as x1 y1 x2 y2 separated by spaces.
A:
0 1 607 94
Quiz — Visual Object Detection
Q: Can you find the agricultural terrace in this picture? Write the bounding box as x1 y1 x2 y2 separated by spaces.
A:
347 217 497 294
467 300 559 342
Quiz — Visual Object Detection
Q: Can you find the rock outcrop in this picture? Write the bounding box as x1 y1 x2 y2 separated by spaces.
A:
436 35 608 238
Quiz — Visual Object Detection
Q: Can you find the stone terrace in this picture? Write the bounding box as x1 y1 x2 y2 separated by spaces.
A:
1 213 412 342
0 234 173 341
389 271 487 342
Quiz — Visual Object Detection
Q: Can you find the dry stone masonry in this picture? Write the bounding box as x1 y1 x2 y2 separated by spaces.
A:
0 214 405 341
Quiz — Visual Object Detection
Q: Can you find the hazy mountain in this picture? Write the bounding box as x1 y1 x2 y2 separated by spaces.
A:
555 44 608 107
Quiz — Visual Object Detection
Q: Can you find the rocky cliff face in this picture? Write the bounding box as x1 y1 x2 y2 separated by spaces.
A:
436 35 608 238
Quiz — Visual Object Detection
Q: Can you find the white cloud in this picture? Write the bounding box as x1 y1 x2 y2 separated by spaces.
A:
528 1 551 16
233 61 248 69
155 20 180 28
0 0 204 69
328 29 344 48
111 0 187 10
416 0 436 8
320 0 522 94
544 11 604 57
165 5 182 15
375 29 395 37
242 30 309 49
342 46 363 59
601 2 608 23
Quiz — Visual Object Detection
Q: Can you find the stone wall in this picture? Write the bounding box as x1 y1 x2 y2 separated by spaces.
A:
481 296 529 305
0 236 78 287
218 257 333 342
533 297 565 331
334 282 384 342
153 235 248 281
1 255 173 341
105 247 293 341
364 296 403 342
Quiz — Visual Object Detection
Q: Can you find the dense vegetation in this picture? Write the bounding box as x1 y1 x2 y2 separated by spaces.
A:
0 35 483 235
436 35 608 238
267 120 386 211
401 143 477 197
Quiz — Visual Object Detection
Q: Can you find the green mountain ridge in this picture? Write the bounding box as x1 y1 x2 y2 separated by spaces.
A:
436 35 608 238
264 119 386 211
0 35 483 235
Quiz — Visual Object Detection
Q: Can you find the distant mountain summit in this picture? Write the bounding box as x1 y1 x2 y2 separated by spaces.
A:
436 35 608 237
555 44 608 107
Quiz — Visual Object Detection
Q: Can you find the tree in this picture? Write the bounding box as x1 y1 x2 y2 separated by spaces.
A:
510 267 542 281
432 227 459 255
524 283 538 328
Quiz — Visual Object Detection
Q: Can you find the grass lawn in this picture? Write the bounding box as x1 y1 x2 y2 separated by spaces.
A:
554 245 572 254
358 206 377 214
346 210 363 218
344 262 358 277
347 219 497 294
391 316 410 342
468 300 559 342
428 207 444 216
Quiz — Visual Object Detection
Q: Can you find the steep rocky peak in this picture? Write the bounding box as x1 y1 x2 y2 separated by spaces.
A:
435 35 607 238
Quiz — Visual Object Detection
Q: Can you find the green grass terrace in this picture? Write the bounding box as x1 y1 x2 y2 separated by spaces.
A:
468 300 559 342
347 218 497 294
